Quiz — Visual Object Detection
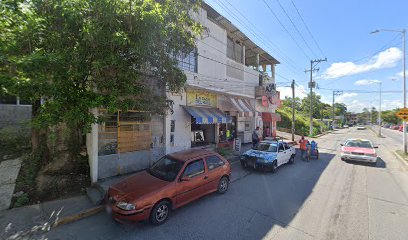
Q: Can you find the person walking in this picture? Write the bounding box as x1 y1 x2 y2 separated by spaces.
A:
252 127 261 148
299 136 309 161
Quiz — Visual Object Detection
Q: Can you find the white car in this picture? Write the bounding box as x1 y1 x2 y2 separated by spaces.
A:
356 126 366 130
240 140 296 172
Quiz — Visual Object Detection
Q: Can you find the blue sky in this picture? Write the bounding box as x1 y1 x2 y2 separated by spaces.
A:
205 0 408 112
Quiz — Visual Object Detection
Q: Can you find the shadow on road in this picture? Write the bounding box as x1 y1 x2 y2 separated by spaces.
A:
38 151 337 240
344 157 386 168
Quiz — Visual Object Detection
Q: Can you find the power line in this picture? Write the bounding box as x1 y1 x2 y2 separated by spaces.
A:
318 34 401 86
262 0 311 60
221 0 305 73
211 0 305 79
275 0 319 58
289 0 326 57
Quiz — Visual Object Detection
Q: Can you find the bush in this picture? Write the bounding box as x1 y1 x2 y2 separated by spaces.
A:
13 193 30 208
0 125 31 158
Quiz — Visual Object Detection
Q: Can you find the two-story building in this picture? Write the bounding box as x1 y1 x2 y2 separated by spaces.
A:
164 3 280 154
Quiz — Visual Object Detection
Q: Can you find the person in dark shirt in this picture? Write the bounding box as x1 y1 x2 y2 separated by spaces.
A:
252 127 260 148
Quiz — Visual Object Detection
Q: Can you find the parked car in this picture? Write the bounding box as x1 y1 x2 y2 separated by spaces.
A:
240 139 296 172
105 149 231 225
356 125 366 130
340 139 378 164
343 125 349 128
391 125 400 130
383 123 390 128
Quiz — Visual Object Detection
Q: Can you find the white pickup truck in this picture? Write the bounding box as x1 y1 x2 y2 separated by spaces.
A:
240 139 296 173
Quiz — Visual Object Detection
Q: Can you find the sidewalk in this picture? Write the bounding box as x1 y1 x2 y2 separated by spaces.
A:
0 195 95 240
0 158 22 211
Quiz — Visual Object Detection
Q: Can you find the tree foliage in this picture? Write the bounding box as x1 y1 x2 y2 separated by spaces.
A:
0 0 202 132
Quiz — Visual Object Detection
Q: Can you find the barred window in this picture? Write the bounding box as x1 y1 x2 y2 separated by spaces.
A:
177 51 197 73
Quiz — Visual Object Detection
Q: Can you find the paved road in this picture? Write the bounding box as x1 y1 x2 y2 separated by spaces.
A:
27 128 408 240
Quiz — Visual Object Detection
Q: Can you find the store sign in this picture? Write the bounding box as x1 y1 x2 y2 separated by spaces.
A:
187 90 217 107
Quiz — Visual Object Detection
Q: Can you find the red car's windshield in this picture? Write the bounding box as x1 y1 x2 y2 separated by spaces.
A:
148 156 184 182
345 140 372 149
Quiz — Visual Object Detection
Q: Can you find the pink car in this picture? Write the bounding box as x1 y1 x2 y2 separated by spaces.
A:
340 139 378 163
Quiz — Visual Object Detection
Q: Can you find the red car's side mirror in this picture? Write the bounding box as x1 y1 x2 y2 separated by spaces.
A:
180 176 191 182
340 144 344 146
374 146 379 148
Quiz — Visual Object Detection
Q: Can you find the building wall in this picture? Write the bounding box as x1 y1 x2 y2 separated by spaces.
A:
0 104 32 129
186 9 260 99
165 91 192 154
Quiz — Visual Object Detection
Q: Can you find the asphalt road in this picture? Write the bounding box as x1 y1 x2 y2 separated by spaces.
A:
39 128 408 240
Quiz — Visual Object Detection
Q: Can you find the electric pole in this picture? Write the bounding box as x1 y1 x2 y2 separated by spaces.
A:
305 58 327 136
332 90 343 128
291 80 295 141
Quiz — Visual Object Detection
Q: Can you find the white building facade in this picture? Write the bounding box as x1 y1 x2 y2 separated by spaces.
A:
164 4 280 154
86 4 280 183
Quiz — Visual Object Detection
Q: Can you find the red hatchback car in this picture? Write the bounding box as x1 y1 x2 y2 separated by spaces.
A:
106 149 231 225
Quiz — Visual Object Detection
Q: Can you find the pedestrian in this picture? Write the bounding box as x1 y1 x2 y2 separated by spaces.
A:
252 127 260 148
263 126 271 138
299 136 309 161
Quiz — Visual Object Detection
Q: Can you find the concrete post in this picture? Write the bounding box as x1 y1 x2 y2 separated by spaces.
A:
86 108 99 184
242 45 246 65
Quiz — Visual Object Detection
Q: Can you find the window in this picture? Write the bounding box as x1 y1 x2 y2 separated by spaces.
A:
283 143 288 150
206 156 225 171
183 159 204 178
227 36 243 63
177 51 197 73
149 157 184 182
278 143 285 152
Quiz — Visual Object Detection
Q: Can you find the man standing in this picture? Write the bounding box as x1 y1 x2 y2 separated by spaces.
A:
252 127 260 148
299 136 309 161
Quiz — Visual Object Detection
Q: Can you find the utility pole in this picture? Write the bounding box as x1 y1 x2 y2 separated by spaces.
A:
379 82 382 137
332 90 343 129
305 58 327 136
291 80 295 141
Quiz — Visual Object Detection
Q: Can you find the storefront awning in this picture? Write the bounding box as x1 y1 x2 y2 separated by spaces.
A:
183 106 231 124
262 112 281 122
227 97 255 117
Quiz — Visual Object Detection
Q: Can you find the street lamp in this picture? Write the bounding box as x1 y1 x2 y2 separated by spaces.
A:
371 28 406 152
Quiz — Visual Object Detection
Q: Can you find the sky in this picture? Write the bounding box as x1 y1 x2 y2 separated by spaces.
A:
204 0 408 112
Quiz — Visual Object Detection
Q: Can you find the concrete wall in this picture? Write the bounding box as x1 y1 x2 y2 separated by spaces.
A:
186 8 261 99
0 104 32 129
97 150 151 180
165 91 192 155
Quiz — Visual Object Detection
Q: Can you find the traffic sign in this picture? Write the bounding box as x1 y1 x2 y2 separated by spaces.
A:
396 108 408 121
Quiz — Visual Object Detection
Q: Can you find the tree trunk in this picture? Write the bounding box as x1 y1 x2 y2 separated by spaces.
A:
31 99 50 163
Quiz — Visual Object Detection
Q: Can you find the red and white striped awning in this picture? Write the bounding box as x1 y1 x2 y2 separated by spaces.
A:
227 97 255 117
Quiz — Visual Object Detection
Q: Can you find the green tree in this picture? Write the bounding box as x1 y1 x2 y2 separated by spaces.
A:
382 109 400 125
300 92 324 119
0 0 202 155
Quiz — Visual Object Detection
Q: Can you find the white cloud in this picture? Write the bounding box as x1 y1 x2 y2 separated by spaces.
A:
277 85 307 99
354 79 381 86
336 93 358 103
322 47 402 79
396 71 408 77
347 99 369 112
383 99 402 110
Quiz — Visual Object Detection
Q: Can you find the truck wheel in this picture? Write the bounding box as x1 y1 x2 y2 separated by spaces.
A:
289 155 295 164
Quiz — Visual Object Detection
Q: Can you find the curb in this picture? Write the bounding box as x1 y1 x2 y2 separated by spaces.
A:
52 205 104 229
393 151 408 169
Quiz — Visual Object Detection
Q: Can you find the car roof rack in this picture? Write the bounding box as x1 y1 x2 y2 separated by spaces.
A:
264 137 285 142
